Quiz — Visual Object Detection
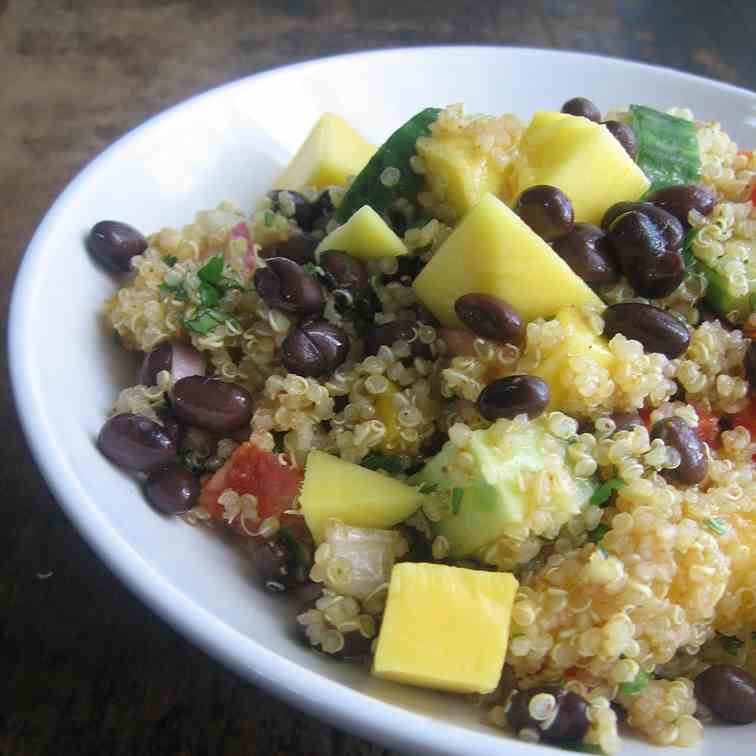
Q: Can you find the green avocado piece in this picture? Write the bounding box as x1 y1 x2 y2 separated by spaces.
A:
413 420 596 559
336 107 441 223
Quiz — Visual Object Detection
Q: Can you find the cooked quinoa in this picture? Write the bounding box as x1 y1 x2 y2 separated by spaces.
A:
93 99 756 754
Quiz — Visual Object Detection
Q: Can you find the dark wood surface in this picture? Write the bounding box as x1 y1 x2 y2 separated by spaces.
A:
2 2 755 754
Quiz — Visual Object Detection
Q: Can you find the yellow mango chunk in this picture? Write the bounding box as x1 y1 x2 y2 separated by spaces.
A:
299 450 425 543
532 306 614 411
513 112 650 225
274 113 375 191
412 193 603 326
373 563 518 694
418 133 508 220
315 205 407 260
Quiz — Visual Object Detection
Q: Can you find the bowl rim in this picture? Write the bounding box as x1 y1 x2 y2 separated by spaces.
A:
9 45 756 756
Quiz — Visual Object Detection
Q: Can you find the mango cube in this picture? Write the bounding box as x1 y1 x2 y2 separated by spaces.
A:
412 193 603 326
531 306 614 411
274 113 375 191
316 205 407 260
513 112 650 224
299 450 425 543
373 563 518 694
418 133 509 220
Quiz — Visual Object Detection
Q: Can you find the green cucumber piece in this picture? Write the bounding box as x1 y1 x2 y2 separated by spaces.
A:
336 107 441 223
630 105 701 190
700 260 753 322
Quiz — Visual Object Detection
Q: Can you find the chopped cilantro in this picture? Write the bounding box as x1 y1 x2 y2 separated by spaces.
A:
597 545 609 558
361 452 403 475
183 308 239 335
590 477 624 507
619 668 650 696
704 517 727 536
588 523 610 544
162 255 178 267
682 228 700 272
159 282 189 301
264 211 274 228
302 262 323 276
272 432 286 454
198 252 225 285
719 633 744 656
451 487 464 515
199 281 221 307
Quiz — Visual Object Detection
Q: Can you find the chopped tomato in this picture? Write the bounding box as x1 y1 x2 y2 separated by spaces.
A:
639 407 654 430
731 399 756 439
199 442 304 536
751 182 756 206
695 406 720 447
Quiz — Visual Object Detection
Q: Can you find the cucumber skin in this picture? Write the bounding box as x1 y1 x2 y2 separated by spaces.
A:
336 107 441 223
630 105 701 190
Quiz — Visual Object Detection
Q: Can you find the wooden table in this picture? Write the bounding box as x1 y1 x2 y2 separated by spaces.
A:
2 2 755 754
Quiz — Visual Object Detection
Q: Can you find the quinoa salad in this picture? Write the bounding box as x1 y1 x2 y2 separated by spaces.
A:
91 97 756 753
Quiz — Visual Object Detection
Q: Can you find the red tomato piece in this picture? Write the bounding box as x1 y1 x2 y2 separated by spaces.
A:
695 406 720 447
751 182 756 206
199 442 304 536
731 399 756 439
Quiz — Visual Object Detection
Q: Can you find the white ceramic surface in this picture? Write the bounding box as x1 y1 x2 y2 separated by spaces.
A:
10 47 756 756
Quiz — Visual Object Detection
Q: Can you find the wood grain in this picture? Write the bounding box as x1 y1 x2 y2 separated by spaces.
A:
1 1 755 754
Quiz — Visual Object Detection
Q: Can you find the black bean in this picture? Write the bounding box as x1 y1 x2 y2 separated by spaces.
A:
602 203 684 250
695 665 756 724
607 210 685 298
144 462 200 515
648 184 717 227
87 220 147 272
478 375 549 422
561 97 601 122
610 412 644 433
139 343 172 386
745 341 756 391
267 190 318 231
454 293 525 345
514 185 575 242
507 686 590 743
651 416 708 486
171 377 253 433
603 302 690 358
362 320 431 359
254 257 324 317
156 406 185 450
318 250 370 293
282 320 349 377
252 540 299 592
552 224 620 287
260 234 318 265
602 120 638 159
97 413 177 472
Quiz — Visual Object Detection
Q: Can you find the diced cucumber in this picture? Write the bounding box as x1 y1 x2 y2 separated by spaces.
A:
630 105 701 190
336 107 441 223
413 419 596 558
700 260 753 322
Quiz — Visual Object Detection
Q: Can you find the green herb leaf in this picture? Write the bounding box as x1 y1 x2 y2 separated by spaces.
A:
182 308 238 335
682 228 700 272
272 432 286 454
590 477 624 507
162 255 178 267
588 523 610 544
159 282 188 301
704 516 727 536
719 633 744 656
264 211 274 228
451 487 464 515
302 262 322 276
199 281 221 307
198 252 225 285
598 546 609 558
619 668 650 696
361 452 403 475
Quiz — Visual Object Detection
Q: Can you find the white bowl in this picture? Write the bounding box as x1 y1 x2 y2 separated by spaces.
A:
10 46 756 756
